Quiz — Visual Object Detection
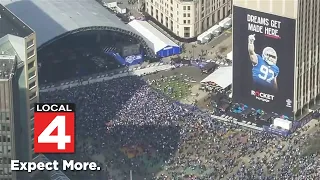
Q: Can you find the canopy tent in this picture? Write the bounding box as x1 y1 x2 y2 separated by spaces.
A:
219 17 232 28
128 20 181 57
227 51 232 61
273 118 293 130
201 66 232 89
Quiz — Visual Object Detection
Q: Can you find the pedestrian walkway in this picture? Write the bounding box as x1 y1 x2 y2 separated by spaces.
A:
40 64 174 92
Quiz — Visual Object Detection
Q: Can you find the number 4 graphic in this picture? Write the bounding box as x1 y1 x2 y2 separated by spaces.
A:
38 116 71 150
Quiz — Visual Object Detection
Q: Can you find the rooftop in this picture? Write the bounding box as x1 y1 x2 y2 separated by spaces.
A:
0 3 33 39
1 0 133 47
0 54 16 80
0 39 22 63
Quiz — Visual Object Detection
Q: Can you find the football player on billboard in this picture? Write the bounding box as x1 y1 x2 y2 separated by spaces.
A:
248 34 279 92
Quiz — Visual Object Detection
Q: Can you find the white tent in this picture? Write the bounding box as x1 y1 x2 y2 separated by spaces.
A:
128 20 180 56
201 66 232 89
207 25 222 36
273 118 292 130
219 17 232 28
227 51 232 61
197 31 212 44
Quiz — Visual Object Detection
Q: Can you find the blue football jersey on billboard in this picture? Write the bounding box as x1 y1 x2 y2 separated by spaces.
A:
252 54 279 88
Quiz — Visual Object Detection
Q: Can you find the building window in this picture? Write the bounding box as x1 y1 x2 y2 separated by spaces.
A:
30 102 34 110
30 112 34 120
187 6 191 10
28 70 36 79
27 39 34 49
183 6 186 10
187 13 190 17
184 27 190 31
29 91 37 100
183 20 187 24
0 136 11 142
29 81 36 90
184 33 190 37
28 60 35 70
183 13 186 17
27 49 35 59
31 119 34 129
3 113 10 121
1 125 10 131
188 20 191 24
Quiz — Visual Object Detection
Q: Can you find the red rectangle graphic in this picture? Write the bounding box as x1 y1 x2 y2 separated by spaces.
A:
34 103 75 153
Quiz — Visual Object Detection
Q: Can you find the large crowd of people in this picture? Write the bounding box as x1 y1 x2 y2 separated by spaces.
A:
40 74 320 180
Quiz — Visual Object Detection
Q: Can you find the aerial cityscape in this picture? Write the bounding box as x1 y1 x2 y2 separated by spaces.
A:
0 0 320 179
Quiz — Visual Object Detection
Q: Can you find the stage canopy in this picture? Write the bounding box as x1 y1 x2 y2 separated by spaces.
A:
201 66 232 89
128 20 181 57
2 0 133 47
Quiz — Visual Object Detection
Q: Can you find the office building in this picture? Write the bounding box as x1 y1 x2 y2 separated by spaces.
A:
144 0 232 38
0 4 38 179
232 0 320 120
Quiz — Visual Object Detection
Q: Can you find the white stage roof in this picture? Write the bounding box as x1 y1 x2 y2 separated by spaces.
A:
128 20 179 53
2 0 132 47
201 66 232 89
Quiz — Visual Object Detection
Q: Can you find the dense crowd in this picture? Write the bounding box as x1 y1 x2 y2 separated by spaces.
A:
40 75 320 180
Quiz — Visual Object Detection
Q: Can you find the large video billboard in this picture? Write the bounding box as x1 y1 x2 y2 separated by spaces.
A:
232 6 295 116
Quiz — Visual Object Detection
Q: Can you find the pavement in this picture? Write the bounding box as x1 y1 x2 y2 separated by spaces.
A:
143 66 207 104
40 63 174 92
103 0 143 17
182 29 232 59
142 66 207 82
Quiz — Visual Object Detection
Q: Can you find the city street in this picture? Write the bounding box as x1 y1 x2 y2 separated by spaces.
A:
182 29 232 59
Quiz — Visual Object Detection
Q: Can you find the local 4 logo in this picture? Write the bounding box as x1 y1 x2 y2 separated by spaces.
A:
34 103 75 153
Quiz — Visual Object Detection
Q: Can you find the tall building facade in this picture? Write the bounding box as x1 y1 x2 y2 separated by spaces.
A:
0 4 38 179
144 0 232 38
233 0 320 119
